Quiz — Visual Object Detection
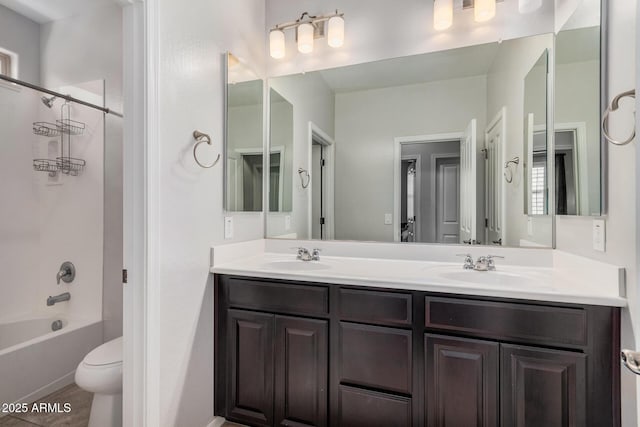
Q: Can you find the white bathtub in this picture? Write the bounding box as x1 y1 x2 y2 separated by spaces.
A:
0 316 102 407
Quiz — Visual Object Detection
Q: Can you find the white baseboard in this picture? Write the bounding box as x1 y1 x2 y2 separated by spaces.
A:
16 370 76 404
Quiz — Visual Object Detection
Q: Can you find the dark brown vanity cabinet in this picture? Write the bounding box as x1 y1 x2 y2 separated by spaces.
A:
215 275 620 427
217 276 329 427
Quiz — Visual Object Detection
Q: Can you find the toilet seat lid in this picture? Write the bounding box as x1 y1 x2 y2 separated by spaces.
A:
84 337 123 366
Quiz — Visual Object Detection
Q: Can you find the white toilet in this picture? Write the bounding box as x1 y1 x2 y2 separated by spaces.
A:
75 337 123 427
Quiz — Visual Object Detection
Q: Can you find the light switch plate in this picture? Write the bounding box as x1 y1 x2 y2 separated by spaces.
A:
592 219 605 252
285 215 291 231
527 217 533 236
384 213 393 225
224 216 233 239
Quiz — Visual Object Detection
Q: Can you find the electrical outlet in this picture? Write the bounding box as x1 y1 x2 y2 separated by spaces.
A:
224 216 234 239
592 219 605 252
384 213 393 225
285 215 291 231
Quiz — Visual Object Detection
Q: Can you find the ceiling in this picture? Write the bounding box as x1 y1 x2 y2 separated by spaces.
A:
318 43 500 94
0 0 116 24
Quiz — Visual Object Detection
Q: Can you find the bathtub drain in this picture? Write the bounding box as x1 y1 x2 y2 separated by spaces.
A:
51 320 63 331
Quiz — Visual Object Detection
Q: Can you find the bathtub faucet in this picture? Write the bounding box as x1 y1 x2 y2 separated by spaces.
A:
47 292 71 306
56 262 75 284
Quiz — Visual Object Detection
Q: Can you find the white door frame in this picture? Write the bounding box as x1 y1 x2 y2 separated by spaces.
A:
307 122 335 240
393 133 463 242
484 107 507 245
554 122 587 214
121 0 158 426
400 155 421 241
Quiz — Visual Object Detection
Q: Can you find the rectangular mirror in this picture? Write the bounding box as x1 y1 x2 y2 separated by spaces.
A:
224 52 264 212
555 0 603 216
267 33 555 247
523 50 550 216
269 88 293 213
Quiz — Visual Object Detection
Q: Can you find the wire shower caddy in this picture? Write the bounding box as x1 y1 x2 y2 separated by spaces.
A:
32 101 86 176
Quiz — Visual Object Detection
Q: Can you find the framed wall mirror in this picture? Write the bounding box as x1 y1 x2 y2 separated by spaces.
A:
555 0 604 216
224 52 265 212
266 33 556 248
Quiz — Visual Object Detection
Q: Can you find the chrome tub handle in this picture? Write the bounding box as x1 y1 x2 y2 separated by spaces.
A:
621 349 640 375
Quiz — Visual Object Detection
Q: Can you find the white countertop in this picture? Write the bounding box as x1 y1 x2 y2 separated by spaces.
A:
210 240 627 307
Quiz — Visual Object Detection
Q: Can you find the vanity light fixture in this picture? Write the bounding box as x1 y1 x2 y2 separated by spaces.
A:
269 11 345 59
518 0 542 13
473 0 496 22
433 0 454 30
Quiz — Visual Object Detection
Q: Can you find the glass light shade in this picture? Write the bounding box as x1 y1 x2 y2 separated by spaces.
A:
519 0 542 13
327 16 345 48
433 0 453 30
269 30 286 59
297 22 314 54
474 0 496 22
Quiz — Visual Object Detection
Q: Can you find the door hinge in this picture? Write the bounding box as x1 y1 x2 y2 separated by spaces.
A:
320 217 325 225
485 218 488 227
321 159 326 167
481 148 488 159
122 269 128 284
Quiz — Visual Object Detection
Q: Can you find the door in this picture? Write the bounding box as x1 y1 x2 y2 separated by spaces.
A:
460 119 477 244
485 109 505 246
501 344 586 427
227 150 242 211
425 334 499 427
227 310 274 427
275 316 328 427
435 157 460 244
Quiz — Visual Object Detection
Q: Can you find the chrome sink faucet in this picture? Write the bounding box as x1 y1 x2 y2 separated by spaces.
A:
295 247 321 261
47 292 71 306
474 255 504 271
457 254 475 270
457 254 504 271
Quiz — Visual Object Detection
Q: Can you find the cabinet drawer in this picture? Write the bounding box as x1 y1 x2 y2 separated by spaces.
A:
225 276 329 317
425 297 587 347
339 322 412 394
338 386 411 427
339 288 412 327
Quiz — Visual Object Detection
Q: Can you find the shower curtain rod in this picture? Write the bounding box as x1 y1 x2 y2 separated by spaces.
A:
0 74 124 118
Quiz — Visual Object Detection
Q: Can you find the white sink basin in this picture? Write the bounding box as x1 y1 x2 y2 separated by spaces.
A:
261 260 331 271
424 265 547 288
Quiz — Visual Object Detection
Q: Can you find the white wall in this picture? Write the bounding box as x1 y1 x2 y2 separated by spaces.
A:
0 4 40 84
40 4 124 341
0 86 40 320
556 1 638 424
268 72 335 239
154 0 266 425
267 0 555 77
486 34 554 247
334 76 487 242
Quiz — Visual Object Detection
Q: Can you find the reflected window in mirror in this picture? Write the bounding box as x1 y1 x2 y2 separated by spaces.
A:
225 53 264 212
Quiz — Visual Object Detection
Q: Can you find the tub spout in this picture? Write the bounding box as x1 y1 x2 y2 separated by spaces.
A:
47 292 71 306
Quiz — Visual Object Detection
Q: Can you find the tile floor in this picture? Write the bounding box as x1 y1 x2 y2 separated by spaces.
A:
0 384 92 427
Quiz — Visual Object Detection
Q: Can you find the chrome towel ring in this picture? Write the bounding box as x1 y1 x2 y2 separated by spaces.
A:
504 157 519 183
298 167 310 188
193 130 220 168
602 89 636 146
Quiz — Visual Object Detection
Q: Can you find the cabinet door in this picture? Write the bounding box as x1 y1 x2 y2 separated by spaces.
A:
275 316 328 427
227 309 274 427
501 344 586 427
425 334 499 427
